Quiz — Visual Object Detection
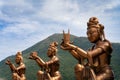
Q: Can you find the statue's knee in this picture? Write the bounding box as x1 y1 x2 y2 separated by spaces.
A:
37 70 43 76
74 64 84 72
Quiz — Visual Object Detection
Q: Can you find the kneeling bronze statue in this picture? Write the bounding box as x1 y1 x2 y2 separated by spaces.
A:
61 17 114 80
29 42 62 80
6 52 26 80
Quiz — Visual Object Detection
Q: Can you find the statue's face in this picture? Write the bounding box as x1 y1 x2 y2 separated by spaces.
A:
87 27 100 43
47 48 54 57
15 56 21 64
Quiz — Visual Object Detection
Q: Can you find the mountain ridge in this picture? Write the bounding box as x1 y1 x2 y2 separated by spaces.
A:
0 33 120 80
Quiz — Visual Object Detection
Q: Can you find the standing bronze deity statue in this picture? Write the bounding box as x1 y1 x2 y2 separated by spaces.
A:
29 42 62 80
61 17 114 80
5 52 26 80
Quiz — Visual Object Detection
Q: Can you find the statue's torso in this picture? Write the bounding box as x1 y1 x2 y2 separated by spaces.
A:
47 56 60 77
91 40 112 71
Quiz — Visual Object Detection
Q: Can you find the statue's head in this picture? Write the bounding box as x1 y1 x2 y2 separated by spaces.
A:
47 42 58 57
15 52 23 64
87 17 105 43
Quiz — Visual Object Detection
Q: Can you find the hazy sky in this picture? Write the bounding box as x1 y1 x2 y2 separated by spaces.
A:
0 0 120 61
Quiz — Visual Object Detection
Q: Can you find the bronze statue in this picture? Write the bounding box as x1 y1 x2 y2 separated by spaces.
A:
29 42 62 80
61 17 114 80
6 52 26 80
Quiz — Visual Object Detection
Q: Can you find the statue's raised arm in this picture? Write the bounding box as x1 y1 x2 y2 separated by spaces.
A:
60 30 87 60
29 51 45 68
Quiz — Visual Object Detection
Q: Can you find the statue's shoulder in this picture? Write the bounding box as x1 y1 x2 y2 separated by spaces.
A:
101 40 111 46
99 40 112 53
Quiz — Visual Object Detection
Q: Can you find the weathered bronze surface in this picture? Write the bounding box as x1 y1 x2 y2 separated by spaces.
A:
29 42 61 80
61 17 114 80
6 52 26 80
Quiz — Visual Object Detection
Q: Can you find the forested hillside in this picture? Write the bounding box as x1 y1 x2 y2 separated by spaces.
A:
0 34 120 80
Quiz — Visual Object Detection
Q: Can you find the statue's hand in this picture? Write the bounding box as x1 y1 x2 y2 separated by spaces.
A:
60 45 69 50
60 38 74 50
61 42 75 50
5 59 12 65
29 52 38 60
60 39 69 47
29 56 34 59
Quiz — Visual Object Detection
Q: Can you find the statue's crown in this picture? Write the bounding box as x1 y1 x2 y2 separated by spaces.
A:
87 17 100 29
16 52 22 57
87 17 104 31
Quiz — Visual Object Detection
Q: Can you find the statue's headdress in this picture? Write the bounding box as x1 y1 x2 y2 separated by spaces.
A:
48 42 58 56
87 17 105 41
16 52 22 57
16 52 23 61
